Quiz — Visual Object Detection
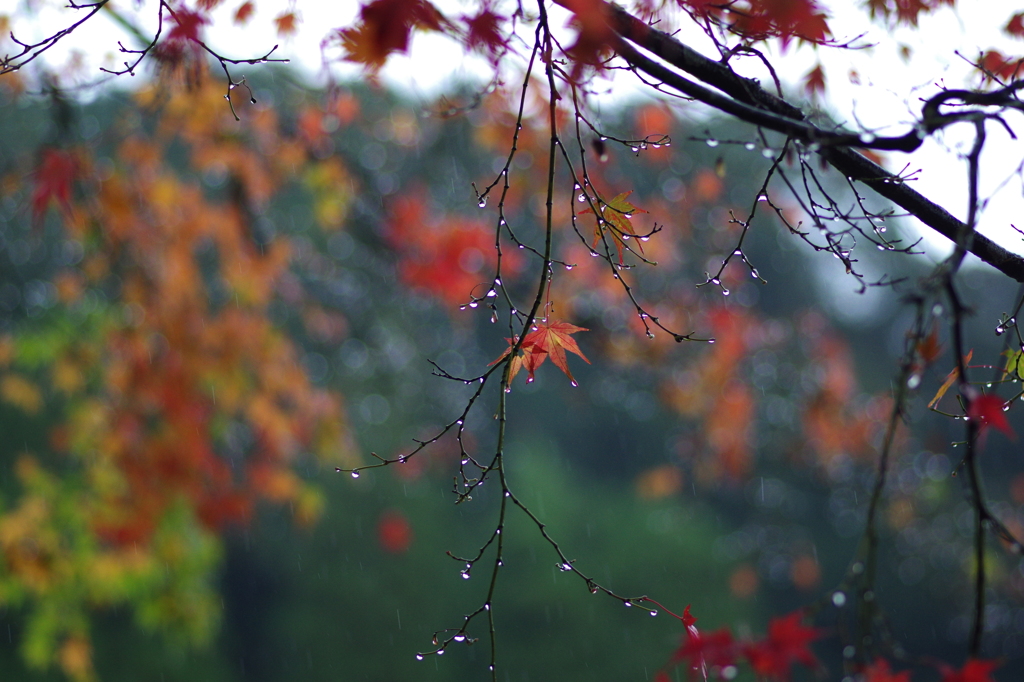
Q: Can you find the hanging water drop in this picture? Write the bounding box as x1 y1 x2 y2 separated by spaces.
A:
570 380 578 387
744 142 756 151
351 471 360 479
477 197 487 208
706 139 719 147
761 148 775 158
416 654 424 661
722 289 730 296
649 610 658 617
454 635 465 642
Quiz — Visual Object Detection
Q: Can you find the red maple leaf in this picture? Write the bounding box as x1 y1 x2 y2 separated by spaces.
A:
491 319 590 385
1007 12 1024 37
742 611 821 680
967 393 1015 439
673 627 736 676
31 148 77 224
340 0 446 69
233 1 255 24
165 7 209 44
939 659 1001 682
863 658 912 682
464 9 506 60
804 63 826 98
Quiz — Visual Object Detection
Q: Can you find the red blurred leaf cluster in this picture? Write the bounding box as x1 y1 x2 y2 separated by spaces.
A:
657 607 822 681
722 0 832 49
377 509 413 553
386 192 519 307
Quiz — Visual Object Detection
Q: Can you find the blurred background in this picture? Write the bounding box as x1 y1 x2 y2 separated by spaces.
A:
0 63 1022 682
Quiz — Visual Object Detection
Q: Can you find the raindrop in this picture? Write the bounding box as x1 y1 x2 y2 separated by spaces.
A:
832 591 847 607
469 301 478 308
478 197 487 208
907 374 921 389
757 193 768 202
570 380 578 387
486 289 497 297
932 303 943 316
416 654 424 661
621 234 630 240
437 649 445 656
484 603 490 610
996 325 1005 336
646 331 655 339
335 467 342 472
489 665 495 672
578 193 587 202
722 289 730 296
750 269 759 279
639 236 650 242
559 563 572 571
565 264 575 270
711 278 721 285
708 338 716 344
624 600 633 607
351 471 360 479
761 148 775 158
461 571 471 580
454 635 466 642
734 249 743 256
631 146 640 153
590 585 599 594
706 139 719 148
744 142 756 151
860 133 876 144
649 610 658 617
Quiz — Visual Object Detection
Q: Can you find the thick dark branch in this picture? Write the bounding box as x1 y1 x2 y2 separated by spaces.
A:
608 5 1024 283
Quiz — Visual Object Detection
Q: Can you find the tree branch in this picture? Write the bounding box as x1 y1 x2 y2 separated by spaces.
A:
607 4 1024 283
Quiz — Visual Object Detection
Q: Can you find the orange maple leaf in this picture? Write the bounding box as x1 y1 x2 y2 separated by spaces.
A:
579 190 647 264
491 319 590 385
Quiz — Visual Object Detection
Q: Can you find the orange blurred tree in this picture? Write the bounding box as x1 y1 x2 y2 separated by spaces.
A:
4 2 1024 682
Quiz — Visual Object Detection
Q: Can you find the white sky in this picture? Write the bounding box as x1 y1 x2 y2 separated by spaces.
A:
10 0 1024 259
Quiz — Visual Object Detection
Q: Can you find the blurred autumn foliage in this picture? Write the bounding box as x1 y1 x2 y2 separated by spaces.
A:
4 0 1024 680
0 76 360 680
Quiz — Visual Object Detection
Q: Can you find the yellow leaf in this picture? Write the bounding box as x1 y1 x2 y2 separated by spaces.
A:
1 373 42 414
928 350 972 409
